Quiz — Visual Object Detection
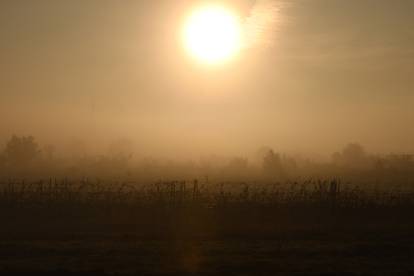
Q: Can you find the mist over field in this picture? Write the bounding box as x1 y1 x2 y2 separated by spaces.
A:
1 0 414 161
1 1 414 275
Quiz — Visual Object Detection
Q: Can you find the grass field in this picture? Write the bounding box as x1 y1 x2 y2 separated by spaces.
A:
1 179 414 275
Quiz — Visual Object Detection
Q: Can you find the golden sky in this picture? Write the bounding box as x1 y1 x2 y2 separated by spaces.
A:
0 0 413 158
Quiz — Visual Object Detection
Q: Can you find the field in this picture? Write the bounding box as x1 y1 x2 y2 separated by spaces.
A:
1 178 414 275
2 0 414 274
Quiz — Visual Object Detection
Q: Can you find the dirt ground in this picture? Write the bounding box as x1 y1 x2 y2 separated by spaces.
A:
1 228 413 276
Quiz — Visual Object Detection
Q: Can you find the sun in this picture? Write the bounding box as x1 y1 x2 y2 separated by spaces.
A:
183 5 242 64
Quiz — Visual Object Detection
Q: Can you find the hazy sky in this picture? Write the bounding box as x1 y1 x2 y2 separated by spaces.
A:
1 0 413 158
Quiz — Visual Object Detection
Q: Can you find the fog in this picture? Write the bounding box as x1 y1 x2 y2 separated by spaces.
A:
1 0 414 161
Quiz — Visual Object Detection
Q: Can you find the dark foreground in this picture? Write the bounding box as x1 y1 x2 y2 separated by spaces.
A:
1 231 414 275
1 212 414 276
1 180 414 275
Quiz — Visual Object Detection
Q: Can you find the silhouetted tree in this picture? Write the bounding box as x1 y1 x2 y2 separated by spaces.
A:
3 135 40 165
342 143 365 162
262 149 284 177
332 143 370 169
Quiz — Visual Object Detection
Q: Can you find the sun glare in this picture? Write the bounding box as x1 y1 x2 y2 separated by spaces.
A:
183 5 242 64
